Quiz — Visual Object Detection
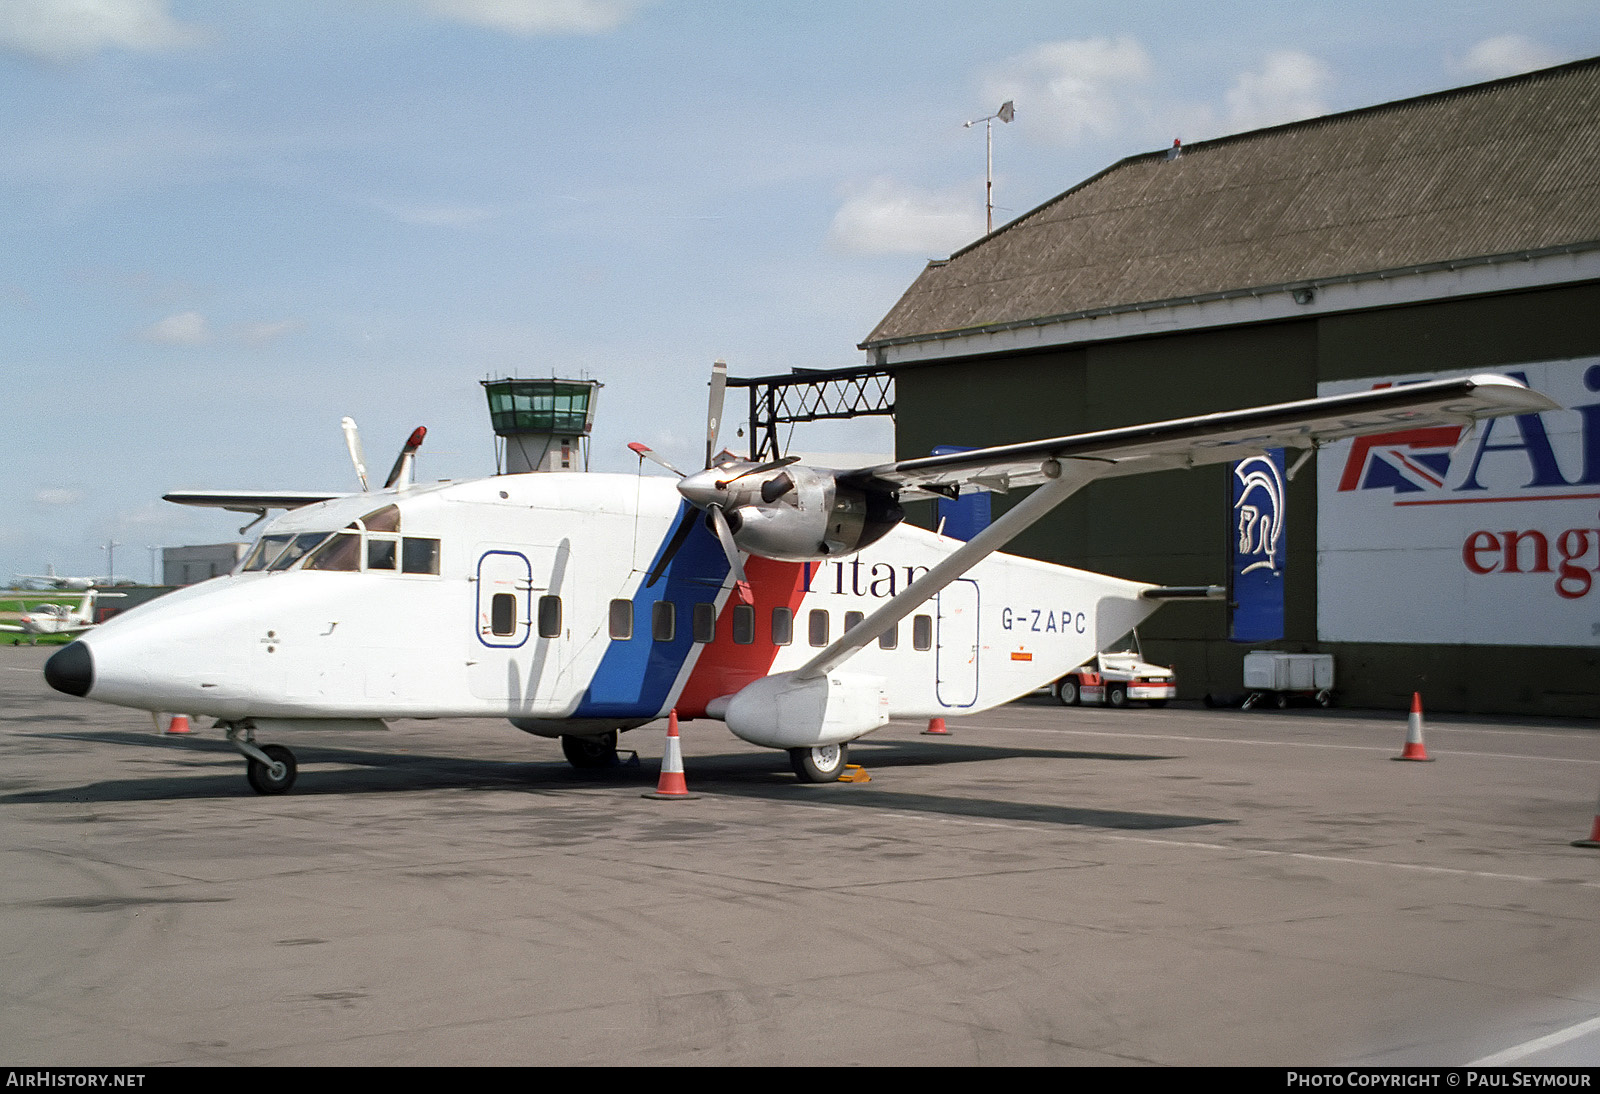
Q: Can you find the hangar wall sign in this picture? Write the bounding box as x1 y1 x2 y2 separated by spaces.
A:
1317 358 1600 647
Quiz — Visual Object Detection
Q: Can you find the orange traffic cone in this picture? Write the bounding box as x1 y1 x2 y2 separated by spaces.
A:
1392 692 1433 762
1573 788 1600 849
165 713 192 735
643 710 698 800
922 717 950 736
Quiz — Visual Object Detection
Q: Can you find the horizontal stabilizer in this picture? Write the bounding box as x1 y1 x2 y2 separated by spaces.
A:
1141 585 1226 600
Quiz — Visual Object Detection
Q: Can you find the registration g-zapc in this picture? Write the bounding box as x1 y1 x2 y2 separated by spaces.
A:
44 370 1552 794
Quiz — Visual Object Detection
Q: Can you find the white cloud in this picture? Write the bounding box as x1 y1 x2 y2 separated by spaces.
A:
419 0 647 35
1455 35 1566 81
1223 50 1332 133
826 178 986 257
140 310 210 345
33 488 82 506
0 0 206 61
983 37 1154 145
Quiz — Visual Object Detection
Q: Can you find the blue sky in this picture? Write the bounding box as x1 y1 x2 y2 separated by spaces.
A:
4 0 1598 582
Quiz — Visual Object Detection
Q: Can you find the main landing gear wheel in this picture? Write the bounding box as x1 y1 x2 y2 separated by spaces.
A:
1056 679 1080 706
246 744 297 795
561 730 619 769
789 742 849 783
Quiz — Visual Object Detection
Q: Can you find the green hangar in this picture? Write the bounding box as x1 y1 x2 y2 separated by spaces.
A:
857 58 1600 717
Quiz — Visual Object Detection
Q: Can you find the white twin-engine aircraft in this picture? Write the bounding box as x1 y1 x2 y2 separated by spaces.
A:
43 371 1553 795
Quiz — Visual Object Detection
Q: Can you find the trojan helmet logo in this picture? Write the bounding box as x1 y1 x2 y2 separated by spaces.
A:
1233 453 1285 575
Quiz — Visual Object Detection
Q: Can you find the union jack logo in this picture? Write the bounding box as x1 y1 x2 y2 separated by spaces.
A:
1336 426 1464 495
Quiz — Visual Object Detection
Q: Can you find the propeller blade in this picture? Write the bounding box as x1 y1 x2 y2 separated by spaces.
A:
644 506 697 588
708 505 752 603
705 358 727 470
628 442 687 478
383 426 427 490
717 454 801 487
341 417 370 492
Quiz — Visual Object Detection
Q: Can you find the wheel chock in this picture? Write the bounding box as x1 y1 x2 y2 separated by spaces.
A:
838 764 871 784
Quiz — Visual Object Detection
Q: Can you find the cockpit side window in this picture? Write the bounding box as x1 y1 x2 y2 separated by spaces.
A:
367 537 398 571
304 531 361 572
268 532 334 571
401 537 440 575
238 509 438 577
361 505 400 533
242 534 295 572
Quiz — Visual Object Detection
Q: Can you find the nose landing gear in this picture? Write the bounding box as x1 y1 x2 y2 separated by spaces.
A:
225 722 299 795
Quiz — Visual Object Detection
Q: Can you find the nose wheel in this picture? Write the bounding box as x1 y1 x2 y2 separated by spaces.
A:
226 723 299 795
246 744 298 795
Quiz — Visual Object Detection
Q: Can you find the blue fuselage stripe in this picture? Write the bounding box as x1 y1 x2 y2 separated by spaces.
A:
573 503 730 717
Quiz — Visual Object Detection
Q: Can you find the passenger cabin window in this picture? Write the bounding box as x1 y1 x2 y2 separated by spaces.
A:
652 601 675 642
490 593 516 636
771 607 793 646
537 595 561 638
731 604 755 645
609 599 633 640
693 603 716 644
912 614 933 651
808 609 829 647
879 624 897 650
844 611 865 632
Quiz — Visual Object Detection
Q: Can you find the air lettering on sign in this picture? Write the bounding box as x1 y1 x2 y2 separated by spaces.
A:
1317 358 1600 646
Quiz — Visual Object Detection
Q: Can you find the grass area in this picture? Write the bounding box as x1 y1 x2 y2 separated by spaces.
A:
3 633 73 647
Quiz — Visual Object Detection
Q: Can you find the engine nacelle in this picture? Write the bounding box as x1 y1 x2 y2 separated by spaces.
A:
724 466 903 561
706 669 890 749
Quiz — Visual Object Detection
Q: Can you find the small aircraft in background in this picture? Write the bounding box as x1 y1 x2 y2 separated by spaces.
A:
42 370 1554 795
14 565 105 591
3 588 124 644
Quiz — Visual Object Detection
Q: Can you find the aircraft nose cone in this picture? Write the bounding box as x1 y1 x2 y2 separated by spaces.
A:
44 641 94 698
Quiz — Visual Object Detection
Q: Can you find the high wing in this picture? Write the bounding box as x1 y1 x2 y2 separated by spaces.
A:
839 373 1554 499
163 490 349 532
794 373 1556 680
163 490 347 511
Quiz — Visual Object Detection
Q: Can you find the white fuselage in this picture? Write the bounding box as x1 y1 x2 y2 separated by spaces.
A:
65 472 1161 745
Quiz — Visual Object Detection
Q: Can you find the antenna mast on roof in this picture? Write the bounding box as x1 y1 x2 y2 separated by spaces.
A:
964 100 1015 235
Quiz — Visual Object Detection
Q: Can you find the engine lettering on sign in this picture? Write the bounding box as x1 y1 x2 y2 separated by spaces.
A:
1461 514 1600 599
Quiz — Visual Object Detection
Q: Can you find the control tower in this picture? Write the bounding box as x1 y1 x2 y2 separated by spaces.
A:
480 377 602 473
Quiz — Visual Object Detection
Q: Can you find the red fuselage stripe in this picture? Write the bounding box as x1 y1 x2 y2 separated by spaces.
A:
673 557 810 717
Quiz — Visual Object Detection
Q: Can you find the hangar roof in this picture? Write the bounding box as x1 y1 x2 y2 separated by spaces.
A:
862 57 1600 351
